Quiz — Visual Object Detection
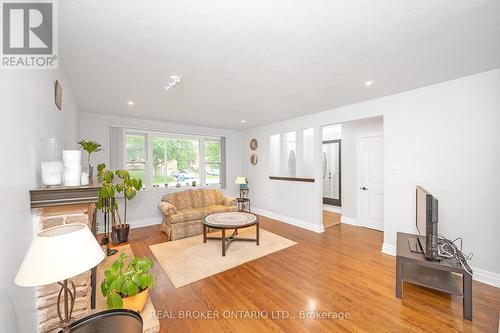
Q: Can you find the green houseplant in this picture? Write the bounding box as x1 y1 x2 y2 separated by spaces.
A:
96 163 142 243
77 139 102 180
101 253 154 312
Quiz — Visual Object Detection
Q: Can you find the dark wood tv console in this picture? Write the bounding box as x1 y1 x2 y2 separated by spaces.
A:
396 232 473 320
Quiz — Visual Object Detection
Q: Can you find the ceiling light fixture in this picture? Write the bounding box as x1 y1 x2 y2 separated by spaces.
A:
241 120 246 123
127 100 135 106
364 80 375 86
165 75 182 91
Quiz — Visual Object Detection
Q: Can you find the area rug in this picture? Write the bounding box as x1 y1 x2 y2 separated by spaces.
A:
149 226 297 288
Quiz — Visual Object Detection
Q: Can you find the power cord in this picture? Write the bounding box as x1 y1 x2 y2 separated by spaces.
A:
437 234 473 276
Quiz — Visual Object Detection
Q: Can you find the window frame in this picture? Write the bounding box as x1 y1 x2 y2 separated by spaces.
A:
123 129 222 191
203 139 222 186
123 132 148 189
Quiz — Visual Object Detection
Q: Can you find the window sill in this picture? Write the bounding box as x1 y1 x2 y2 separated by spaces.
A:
138 184 222 195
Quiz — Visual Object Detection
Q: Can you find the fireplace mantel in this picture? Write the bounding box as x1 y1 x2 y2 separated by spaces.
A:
30 182 101 208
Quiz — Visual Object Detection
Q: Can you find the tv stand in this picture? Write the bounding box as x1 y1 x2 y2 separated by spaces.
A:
407 237 422 254
396 232 472 320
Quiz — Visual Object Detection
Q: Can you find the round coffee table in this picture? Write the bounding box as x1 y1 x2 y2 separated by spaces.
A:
202 212 259 256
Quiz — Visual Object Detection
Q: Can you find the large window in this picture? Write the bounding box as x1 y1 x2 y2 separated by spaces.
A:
204 140 221 185
123 130 224 190
125 134 146 185
153 137 200 187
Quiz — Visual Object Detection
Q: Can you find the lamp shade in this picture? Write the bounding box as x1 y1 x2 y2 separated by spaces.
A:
15 224 104 287
235 177 247 185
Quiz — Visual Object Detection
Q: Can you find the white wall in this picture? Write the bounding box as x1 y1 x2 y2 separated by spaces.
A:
243 69 500 283
0 67 80 333
322 124 341 141
340 117 383 219
79 112 243 229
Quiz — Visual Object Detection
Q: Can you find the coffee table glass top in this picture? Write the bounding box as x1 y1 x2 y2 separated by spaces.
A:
204 212 257 228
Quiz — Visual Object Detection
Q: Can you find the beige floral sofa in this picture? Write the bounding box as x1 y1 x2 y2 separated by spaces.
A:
159 189 237 240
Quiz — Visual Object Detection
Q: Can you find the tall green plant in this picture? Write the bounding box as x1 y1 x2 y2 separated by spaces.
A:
96 163 142 228
77 140 102 168
115 170 142 226
101 253 154 309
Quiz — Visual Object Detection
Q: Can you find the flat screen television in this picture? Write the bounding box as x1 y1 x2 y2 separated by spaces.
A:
416 186 439 261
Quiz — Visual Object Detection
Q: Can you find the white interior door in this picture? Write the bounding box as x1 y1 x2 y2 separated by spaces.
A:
357 133 384 231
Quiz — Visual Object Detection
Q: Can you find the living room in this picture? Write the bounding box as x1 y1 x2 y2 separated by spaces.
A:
1 1 500 333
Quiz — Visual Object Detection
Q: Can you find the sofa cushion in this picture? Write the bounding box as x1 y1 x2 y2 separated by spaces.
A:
200 189 223 206
203 205 237 216
168 208 206 224
168 205 237 224
163 190 194 211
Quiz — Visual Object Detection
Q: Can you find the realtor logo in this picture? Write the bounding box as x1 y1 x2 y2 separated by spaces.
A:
1 0 58 69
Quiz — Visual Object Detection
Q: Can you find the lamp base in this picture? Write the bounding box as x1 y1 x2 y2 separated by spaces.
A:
57 280 76 331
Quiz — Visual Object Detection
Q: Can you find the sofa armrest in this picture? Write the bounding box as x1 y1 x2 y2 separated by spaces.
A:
159 202 178 215
222 196 237 207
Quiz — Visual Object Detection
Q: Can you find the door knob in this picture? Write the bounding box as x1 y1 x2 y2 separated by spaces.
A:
360 186 368 190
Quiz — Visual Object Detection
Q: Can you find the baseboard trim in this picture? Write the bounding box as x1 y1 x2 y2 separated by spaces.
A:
340 216 359 226
97 217 161 234
252 207 324 233
381 242 397 256
472 268 500 288
380 243 500 288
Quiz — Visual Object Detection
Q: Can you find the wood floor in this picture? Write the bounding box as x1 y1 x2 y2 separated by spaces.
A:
323 210 341 228
126 216 500 333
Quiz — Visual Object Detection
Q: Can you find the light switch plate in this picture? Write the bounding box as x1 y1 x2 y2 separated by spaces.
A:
390 166 400 175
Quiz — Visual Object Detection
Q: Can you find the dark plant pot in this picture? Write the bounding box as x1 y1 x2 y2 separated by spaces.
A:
112 224 130 244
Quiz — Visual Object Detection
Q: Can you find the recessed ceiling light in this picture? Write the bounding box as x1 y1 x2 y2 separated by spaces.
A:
127 100 135 106
364 80 375 86
241 120 247 123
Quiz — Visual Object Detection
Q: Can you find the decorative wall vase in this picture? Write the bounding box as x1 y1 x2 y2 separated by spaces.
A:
250 154 258 165
250 139 258 151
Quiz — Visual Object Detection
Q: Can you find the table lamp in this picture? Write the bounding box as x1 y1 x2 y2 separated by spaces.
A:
235 177 247 185
235 177 248 198
15 223 105 330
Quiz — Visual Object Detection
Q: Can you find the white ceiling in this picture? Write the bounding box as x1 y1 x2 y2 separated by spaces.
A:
60 0 500 130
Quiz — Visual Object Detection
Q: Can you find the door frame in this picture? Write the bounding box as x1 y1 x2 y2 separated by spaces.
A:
357 131 384 230
322 139 341 206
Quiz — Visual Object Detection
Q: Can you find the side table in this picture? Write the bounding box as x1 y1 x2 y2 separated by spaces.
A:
236 197 250 212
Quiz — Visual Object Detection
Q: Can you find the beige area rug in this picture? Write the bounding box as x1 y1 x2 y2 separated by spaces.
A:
149 226 297 288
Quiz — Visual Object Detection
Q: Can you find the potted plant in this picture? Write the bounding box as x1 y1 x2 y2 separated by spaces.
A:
77 139 102 181
96 164 142 244
101 253 154 313
114 169 142 243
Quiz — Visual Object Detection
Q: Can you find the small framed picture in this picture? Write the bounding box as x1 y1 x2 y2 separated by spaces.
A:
250 139 258 151
250 154 258 165
55 80 62 110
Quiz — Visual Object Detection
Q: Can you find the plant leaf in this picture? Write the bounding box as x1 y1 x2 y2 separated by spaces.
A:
107 291 123 309
100 280 108 296
125 188 136 200
123 279 138 296
133 179 143 191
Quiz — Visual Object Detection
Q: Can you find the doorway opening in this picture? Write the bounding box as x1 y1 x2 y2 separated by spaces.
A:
321 116 384 231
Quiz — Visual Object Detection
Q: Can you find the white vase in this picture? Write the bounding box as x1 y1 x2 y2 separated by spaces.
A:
63 150 82 186
41 161 63 186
